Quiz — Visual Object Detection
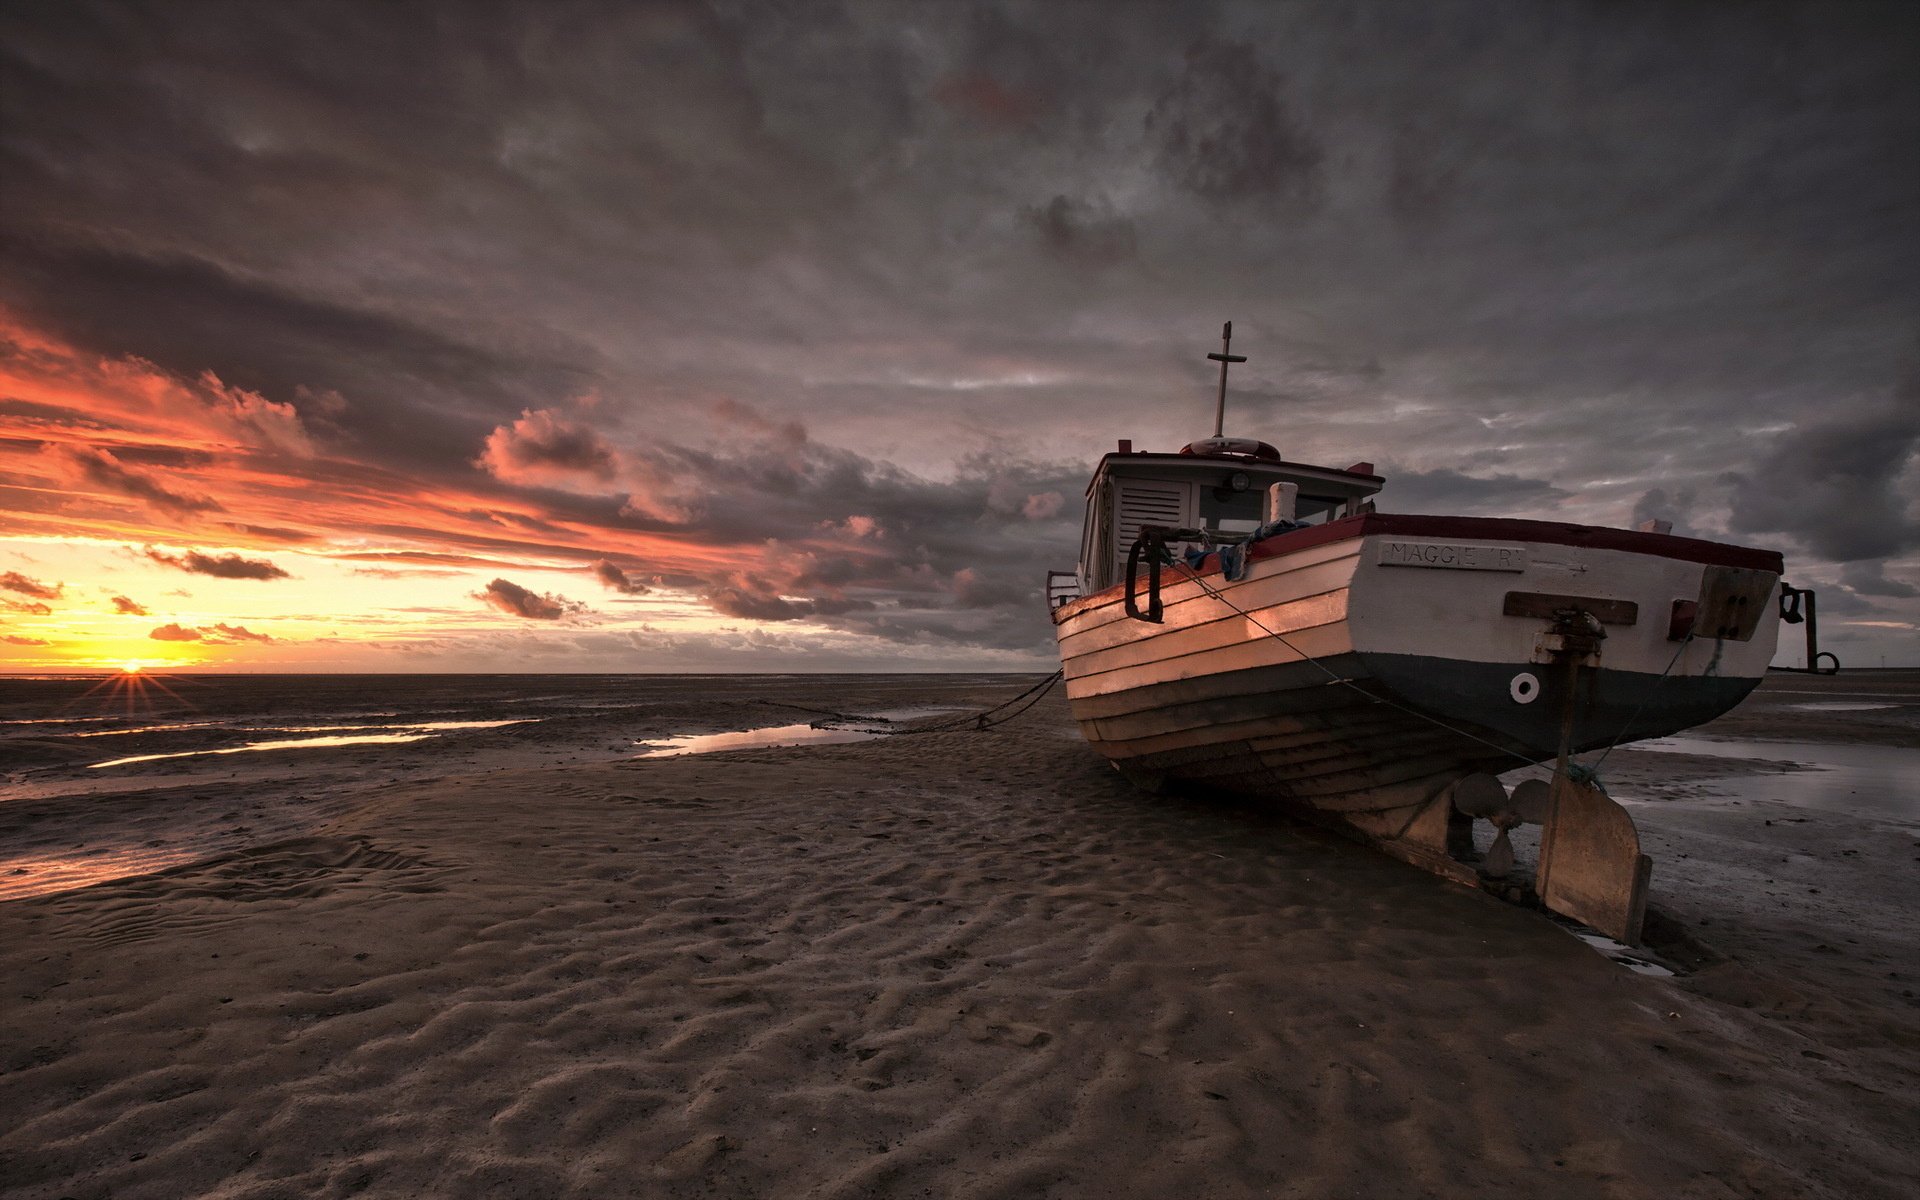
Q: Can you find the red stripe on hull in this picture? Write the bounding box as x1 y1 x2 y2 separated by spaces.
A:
1056 514 1784 621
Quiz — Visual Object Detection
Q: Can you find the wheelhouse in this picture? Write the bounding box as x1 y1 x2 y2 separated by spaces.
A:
1074 437 1385 594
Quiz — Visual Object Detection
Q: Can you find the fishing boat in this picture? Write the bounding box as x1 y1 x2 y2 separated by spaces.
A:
1046 324 1790 943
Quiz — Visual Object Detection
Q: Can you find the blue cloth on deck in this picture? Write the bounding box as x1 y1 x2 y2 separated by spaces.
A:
1186 520 1306 582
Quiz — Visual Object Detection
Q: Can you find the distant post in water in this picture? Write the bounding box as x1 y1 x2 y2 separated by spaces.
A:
1209 321 1248 437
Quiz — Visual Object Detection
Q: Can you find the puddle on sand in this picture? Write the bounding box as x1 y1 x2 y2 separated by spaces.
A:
633 722 897 758
1633 736 1920 822
633 708 960 759
86 720 530 770
0 845 202 902
1569 929 1674 977
92 733 433 768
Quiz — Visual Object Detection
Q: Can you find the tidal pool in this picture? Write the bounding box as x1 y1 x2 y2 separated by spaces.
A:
1634 736 1920 822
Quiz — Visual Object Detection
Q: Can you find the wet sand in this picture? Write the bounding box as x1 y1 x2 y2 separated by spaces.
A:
2 672 1916 1198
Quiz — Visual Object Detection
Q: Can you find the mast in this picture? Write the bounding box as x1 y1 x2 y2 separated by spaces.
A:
1208 321 1247 437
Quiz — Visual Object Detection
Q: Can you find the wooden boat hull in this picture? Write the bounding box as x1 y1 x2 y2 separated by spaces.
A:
1053 514 1784 834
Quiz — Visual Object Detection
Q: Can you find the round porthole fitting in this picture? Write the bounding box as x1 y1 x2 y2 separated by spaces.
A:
1509 672 1541 705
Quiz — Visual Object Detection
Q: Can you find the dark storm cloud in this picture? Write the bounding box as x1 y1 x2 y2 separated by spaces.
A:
1374 468 1568 516
1147 38 1322 206
1840 562 1917 600
1725 399 1920 562
474 577 586 620
143 549 291 580
704 587 818 622
577 410 1084 643
2 0 1916 662
1024 196 1138 265
1630 488 1700 539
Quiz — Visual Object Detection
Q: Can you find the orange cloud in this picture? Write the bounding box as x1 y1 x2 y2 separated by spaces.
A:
149 622 273 643
0 571 62 599
2 315 749 588
2 313 1045 662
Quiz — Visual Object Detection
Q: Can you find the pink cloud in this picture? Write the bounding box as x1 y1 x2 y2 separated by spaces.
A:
477 409 619 488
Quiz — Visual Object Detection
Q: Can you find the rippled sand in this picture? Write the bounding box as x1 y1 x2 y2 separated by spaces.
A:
2 679 1917 1198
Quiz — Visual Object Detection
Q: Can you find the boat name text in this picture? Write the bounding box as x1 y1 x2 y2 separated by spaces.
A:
1377 542 1528 572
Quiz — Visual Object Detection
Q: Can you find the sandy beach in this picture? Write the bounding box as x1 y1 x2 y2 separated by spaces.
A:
2 672 1917 1199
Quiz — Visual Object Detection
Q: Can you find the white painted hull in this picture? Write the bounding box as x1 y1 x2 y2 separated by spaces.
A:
1053 520 1783 827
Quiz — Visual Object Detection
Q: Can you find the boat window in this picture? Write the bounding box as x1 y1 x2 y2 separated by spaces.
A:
1292 495 1344 525
1198 485 1264 536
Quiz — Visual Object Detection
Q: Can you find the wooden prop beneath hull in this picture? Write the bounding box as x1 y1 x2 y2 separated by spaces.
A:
1535 773 1652 944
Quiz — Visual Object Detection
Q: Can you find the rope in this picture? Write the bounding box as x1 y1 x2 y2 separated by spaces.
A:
756 699 886 723
1580 634 1694 777
812 670 1066 738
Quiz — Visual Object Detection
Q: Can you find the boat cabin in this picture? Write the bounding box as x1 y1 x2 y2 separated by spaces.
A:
1073 437 1385 595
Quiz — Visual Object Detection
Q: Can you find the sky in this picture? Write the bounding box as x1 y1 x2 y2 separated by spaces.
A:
0 0 1915 673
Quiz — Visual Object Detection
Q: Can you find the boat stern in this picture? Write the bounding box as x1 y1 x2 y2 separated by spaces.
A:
1343 520 1785 759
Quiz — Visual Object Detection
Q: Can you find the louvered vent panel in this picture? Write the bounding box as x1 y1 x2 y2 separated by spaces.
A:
1113 483 1189 576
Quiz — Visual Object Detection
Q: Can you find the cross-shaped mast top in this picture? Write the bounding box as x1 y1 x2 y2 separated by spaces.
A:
1208 320 1248 438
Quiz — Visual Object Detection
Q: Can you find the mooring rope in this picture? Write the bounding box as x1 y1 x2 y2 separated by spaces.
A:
1180 567 1544 773
755 699 886 723
809 670 1067 738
